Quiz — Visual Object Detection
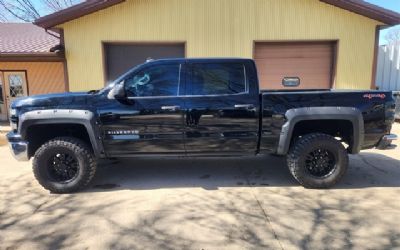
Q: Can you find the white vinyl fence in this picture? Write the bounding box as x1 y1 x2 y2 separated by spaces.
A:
376 44 400 119
376 44 400 91
396 92 400 119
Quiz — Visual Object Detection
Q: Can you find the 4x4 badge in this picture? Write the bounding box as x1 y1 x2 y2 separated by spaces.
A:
363 93 386 99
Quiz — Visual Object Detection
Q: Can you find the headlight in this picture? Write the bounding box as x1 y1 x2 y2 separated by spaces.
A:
10 108 17 117
10 121 18 131
9 108 18 131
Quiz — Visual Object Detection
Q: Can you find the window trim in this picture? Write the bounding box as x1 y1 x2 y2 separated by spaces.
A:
123 61 251 99
186 62 249 97
126 92 250 99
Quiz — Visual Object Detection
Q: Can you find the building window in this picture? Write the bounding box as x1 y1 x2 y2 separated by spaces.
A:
8 74 25 98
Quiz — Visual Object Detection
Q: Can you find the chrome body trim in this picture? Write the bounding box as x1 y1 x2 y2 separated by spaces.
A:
7 136 29 161
382 134 398 141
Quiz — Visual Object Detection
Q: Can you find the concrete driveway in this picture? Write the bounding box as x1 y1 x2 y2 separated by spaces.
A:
0 124 399 250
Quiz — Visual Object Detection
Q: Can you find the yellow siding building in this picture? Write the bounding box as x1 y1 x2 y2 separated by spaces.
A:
34 0 400 91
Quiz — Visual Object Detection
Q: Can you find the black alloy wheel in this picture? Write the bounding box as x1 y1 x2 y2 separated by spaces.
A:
47 152 79 183
304 148 336 178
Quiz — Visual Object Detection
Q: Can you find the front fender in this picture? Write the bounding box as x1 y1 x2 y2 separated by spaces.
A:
18 109 104 158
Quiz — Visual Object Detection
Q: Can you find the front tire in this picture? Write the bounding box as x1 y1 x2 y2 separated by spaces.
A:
287 133 348 188
33 137 97 193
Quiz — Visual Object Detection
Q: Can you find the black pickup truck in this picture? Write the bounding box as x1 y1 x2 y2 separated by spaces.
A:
7 58 397 193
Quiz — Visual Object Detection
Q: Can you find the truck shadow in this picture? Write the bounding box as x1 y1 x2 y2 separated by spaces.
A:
1 149 400 249
88 152 400 192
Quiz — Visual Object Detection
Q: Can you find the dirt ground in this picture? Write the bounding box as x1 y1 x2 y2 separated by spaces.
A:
0 123 399 250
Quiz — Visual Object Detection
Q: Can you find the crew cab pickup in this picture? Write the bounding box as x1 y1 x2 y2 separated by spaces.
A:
7 58 397 193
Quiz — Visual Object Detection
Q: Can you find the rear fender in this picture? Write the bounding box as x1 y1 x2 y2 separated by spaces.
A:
277 107 364 155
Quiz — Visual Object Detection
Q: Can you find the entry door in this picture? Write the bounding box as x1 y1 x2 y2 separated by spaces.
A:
184 61 259 155
0 72 6 121
3 71 28 110
99 61 186 156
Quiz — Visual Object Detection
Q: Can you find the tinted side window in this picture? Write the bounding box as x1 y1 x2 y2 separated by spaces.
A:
125 64 181 97
191 63 247 95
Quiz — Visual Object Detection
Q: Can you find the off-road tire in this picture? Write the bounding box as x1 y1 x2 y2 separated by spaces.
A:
33 137 97 193
287 133 348 188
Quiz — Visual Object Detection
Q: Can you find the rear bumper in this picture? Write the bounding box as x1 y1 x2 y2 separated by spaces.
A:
6 132 29 161
376 134 397 149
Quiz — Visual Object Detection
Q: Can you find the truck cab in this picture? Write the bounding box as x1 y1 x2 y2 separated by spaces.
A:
99 58 260 156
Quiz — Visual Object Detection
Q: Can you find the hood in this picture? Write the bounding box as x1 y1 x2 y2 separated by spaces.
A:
11 92 89 109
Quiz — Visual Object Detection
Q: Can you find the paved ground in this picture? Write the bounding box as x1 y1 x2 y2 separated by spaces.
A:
0 124 399 250
0 122 9 146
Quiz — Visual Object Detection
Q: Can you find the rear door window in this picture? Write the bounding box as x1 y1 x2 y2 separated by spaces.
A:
190 63 247 96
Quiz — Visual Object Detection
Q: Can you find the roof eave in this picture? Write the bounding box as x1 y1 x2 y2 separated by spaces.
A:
34 0 400 29
320 0 400 26
34 0 125 29
0 52 65 62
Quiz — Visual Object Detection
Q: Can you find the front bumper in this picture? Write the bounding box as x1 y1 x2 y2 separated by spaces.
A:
376 134 398 150
6 132 29 161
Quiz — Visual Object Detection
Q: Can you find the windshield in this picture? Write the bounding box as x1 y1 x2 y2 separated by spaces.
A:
96 64 143 94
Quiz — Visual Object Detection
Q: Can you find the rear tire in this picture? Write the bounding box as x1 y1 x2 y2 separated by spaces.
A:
33 137 97 193
287 133 348 188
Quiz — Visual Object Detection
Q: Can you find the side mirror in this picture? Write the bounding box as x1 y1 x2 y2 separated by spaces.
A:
282 77 300 87
107 82 126 100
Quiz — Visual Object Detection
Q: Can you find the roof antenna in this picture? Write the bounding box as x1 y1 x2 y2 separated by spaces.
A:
146 57 153 62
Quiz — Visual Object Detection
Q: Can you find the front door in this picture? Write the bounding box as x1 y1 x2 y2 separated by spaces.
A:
3 71 28 113
99 61 186 156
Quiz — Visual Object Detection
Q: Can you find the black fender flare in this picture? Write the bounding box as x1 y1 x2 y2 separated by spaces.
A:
276 107 364 155
19 109 104 158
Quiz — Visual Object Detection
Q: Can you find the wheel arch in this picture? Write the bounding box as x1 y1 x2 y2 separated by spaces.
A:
277 107 364 155
19 109 104 158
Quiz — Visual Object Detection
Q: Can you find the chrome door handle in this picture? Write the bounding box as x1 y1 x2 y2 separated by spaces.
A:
234 104 254 109
161 105 181 111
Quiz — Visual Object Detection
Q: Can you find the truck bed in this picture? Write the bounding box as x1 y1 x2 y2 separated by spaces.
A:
260 90 395 153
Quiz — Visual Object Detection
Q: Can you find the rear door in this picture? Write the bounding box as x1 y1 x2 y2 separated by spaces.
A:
183 60 259 155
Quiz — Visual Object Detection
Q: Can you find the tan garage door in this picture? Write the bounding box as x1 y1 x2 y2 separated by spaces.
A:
254 42 335 90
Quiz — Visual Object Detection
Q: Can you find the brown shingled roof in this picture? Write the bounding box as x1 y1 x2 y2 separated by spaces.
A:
34 0 400 29
0 23 60 54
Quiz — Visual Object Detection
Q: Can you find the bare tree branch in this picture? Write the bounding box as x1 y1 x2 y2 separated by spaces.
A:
385 27 400 45
0 0 35 22
0 11 7 22
42 0 82 12
0 0 83 22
